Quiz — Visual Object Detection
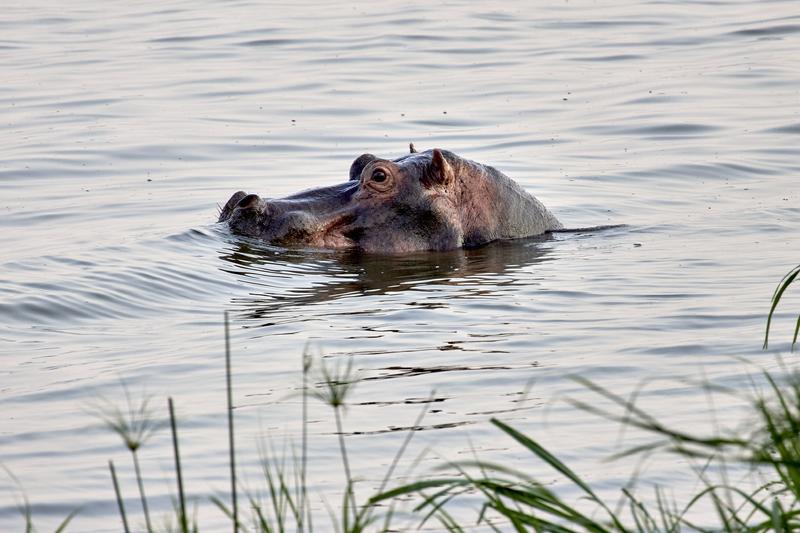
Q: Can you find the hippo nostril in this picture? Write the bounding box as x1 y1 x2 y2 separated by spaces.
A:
219 190 247 222
237 193 260 209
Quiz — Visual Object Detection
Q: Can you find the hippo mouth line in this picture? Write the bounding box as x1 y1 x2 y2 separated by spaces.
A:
321 213 363 248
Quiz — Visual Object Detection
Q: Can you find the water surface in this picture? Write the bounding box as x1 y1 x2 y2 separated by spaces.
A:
2 1 799 530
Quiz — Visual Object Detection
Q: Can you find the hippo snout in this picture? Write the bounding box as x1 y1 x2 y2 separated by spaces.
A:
218 190 271 239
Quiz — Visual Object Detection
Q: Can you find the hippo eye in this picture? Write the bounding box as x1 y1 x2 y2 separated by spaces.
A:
365 167 393 192
371 169 387 183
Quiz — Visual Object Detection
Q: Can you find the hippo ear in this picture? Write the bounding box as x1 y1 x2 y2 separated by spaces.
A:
423 149 454 188
409 142 417 154
349 153 377 181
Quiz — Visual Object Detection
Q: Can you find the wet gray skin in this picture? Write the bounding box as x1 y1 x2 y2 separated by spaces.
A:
218 148 563 254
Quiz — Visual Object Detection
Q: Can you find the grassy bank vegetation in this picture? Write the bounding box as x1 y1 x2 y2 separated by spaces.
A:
9 264 800 532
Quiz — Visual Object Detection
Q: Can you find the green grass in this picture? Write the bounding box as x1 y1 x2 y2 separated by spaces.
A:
372 369 800 531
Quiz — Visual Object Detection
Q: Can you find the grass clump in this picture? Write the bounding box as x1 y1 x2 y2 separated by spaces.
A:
371 367 800 532
99 317 426 533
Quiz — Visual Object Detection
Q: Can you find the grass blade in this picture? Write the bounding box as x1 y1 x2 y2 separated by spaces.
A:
224 311 239 533
764 265 800 349
109 460 131 533
53 507 81 533
490 418 625 531
168 397 188 533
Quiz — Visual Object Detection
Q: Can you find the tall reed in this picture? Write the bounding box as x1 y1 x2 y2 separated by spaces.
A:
168 397 188 533
109 460 130 533
224 311 239 533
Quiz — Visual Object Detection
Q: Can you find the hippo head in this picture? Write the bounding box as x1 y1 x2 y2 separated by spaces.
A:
219 147 561 253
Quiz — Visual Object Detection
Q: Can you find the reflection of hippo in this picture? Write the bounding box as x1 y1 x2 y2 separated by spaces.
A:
219 146 563 254
217 237 552 324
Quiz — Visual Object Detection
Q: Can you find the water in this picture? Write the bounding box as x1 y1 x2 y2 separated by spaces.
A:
2 0 799 530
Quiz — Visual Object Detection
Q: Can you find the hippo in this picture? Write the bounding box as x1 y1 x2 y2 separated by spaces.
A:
218 145 564 254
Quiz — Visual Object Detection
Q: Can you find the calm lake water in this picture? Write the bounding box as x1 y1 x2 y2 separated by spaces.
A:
2 0 799 530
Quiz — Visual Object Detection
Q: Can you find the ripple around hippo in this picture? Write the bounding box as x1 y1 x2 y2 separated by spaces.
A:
219 146 564 254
